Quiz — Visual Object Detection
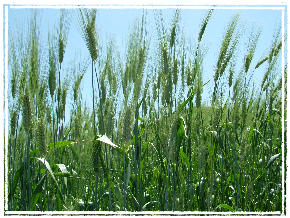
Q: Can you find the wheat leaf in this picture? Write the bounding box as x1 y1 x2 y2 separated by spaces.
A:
36 158 65 205
48 140 74 150
265 153 281 170
96 135 131 161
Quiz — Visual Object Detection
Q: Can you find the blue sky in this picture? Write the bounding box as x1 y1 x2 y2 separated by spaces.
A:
6 4 286 123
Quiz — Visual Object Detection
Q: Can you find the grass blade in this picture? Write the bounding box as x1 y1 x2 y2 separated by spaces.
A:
265 153 281 170
217 204 235 212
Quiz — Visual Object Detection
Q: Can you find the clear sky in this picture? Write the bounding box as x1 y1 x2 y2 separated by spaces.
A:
6 2 286 124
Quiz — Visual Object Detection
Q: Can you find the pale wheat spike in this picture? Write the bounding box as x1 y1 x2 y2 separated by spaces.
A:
37 119 47 157
122 107 133 144
22 89 33 136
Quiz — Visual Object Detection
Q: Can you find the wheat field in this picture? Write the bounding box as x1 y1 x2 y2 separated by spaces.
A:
6 7 286 213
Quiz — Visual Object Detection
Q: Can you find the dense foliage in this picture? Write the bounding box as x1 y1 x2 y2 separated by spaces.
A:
6 8 286 213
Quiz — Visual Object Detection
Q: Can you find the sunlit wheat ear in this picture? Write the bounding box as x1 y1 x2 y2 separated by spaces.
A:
122 107 133 144
22 89 33 136
48 44 56 98
58 36 64 64
168 119 177 161
170 25 176 49
198 9 214 44
153 82 158 102
10 106 18 136
57 86 62 106
61 85 68 120
73 73 84 102
19 62 27 99
86 19 98 61
75 8 98 61
100 77 106 103
215 11 241 85
213 106 221 129
274 71 286 93
196 87 201 108
186 59 192 87
29 33 39 96
173 58 178 87
37 119 47 157
229 67 234 88
37 82 46 119
58 9 70 65
11 71 17 100
46 107 52 124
